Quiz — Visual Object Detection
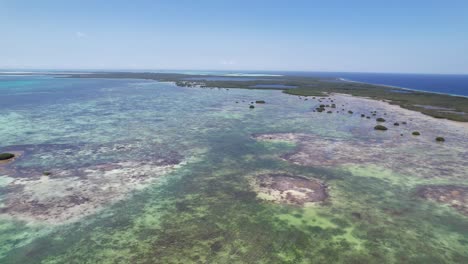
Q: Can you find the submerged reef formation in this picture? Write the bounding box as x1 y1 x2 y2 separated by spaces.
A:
0 160 182 224
251 173 328 206
417 185 468 215
0 144 185 224
253 133 467 180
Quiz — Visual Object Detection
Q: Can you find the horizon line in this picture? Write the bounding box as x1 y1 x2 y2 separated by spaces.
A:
0 67 467 76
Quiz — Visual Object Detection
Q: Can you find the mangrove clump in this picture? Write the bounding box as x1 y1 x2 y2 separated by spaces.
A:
374 125 388 131
0 153 15 161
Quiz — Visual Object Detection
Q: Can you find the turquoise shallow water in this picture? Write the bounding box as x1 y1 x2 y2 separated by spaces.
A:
0 76 467 263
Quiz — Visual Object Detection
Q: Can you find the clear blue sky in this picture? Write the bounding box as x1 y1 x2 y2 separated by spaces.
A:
1 0 468 74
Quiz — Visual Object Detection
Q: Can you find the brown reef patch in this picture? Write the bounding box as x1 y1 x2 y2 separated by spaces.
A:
253 133 468 180
0 159 184 224
252 173 328 206
417 185 468 215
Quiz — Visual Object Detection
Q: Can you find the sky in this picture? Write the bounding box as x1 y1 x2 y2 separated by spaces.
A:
1 0 468 74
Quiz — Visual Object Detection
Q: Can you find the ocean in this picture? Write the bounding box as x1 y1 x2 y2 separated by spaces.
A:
282 71 468 97
0 74 467 263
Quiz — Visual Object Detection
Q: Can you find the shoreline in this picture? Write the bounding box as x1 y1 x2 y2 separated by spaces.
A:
2 70 466 97
2 71 467 122
1 70 466 97
338 77 468 99
334 92 468 129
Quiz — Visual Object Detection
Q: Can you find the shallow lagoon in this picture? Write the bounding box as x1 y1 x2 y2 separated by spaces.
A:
0 76 467 263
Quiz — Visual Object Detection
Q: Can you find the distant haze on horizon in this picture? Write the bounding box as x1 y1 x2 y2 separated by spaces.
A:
2 0 468 74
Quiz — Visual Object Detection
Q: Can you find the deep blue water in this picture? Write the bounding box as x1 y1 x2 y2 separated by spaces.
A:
281 72 468 97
